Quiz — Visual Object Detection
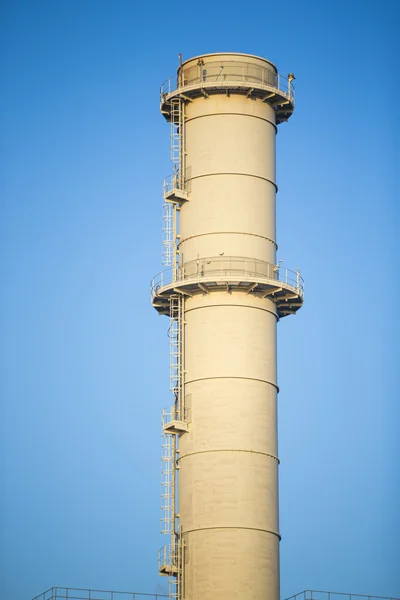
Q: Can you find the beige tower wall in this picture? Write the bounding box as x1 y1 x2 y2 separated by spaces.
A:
180 95 277 266
180 290 280 600
177 68 280 598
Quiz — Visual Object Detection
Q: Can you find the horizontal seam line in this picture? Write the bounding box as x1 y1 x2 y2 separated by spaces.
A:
185 376 279 391
179 231 278 249
178 449 280 463
181 526 281 539
184 303 278 317
188 172 278 191
186 112 277 130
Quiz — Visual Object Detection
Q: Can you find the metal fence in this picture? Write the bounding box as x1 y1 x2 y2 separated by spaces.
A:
32 588 168 600
151 256 304 298
32 589 399 600
285 591 400 600
158 544 178 572
160 58 295 104
162 405 188 427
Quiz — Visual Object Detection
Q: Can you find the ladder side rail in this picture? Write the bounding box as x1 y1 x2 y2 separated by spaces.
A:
172 203 177 282
178 295 185 423
170 433 177 553
178 100 185 191
169 296 179 400
178 533 184 600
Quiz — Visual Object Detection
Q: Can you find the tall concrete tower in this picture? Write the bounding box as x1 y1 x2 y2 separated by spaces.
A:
151 53 303 600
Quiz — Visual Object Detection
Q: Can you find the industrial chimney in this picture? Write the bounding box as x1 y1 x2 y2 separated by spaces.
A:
151 52 303 600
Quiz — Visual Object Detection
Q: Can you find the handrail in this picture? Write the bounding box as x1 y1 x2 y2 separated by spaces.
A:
151 256 303 298
164 172 179 195
158 544 178 569
160 59 295 105
31 587 399 600
285 591 400 600
32 587 169 600
163 167 191 197
162 404 188 426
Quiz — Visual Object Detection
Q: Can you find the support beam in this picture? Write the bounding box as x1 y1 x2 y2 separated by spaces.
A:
262 286 282 298
173 288 192 297
246 282 258 294
199 283 210 294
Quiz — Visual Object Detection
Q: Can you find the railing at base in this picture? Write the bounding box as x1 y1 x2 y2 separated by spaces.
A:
32 588 168 600
32 586 399 600
285 591 400 600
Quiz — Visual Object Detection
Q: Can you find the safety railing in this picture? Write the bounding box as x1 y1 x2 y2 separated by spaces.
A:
32 588 399 600
32 588 168 600
164 172 180 196
158 544 178 571
162 405 188 427
285 591 400 600
151 256 304 298
160 59 295 104
163 167 191 197
163 172 187 197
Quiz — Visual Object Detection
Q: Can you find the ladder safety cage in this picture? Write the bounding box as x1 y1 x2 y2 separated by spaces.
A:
169 534 184 600
162 201 177 269
159 88 188 600
159 295 186 600
169 98 186 191
160 431 175 535
161 97 187 276
158 538 185 600
168 295 185 422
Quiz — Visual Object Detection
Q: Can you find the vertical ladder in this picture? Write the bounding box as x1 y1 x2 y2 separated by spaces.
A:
169 533 184 600
162 202 176 268
170 98 185 190
162 199 180 281
160 95 187 600
169 546 179 600
160 431 175 535
169 294 185 423
160 293 184 538
162 97 186 277
159 294 187 600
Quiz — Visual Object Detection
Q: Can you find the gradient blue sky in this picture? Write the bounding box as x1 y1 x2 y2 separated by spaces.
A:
1 1 399 599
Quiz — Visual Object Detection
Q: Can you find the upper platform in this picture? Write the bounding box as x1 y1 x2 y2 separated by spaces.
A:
160 52 295 125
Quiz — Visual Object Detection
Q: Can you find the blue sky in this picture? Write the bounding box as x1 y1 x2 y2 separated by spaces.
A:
1 1 399 599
